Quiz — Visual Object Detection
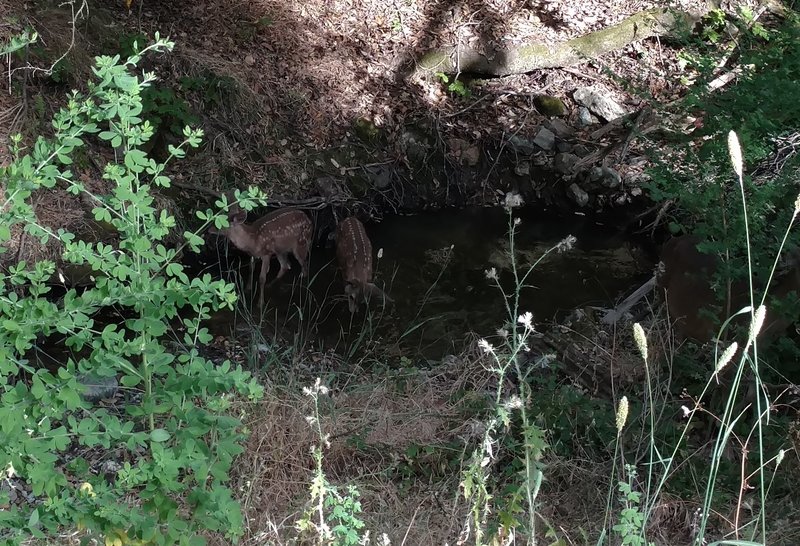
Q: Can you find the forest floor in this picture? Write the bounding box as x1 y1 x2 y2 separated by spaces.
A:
3 0 797 545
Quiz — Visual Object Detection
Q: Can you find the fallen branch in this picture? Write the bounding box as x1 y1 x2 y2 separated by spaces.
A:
415 8 703 78
601 275 656 325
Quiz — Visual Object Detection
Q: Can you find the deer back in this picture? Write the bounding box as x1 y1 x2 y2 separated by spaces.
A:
658 235 800 342
214 206 311 258
250 209 312 256
336 217 373 286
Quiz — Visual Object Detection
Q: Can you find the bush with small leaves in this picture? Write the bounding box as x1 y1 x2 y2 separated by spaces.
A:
0 35 263 545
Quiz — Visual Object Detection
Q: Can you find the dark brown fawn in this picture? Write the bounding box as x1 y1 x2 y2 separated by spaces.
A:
209 204 313 309
335 216 391 313
658 235 800 342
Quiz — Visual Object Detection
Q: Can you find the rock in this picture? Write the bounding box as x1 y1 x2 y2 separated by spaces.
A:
577 107 594 126
556 141 572 153
573 86 628 122
568 183 590 207
401 126 433 162
514 161 530 176
533 95 566 117
448 138 480 167
572 144 591 157
365 164 393 189
554 152 579 175
508 135 537 155
589 166 621 188
548 118 575 138
78 373 119 403
533 127 556 151
244 54 255 66
316 176 347 200
354 118 381 142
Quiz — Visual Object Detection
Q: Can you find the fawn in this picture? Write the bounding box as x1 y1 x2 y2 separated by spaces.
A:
658 235 800 342
335 216 391 312
209 202 313 309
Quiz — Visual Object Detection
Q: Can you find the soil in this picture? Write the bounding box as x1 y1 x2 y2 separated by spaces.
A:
0 0 714 267
5 1 797 545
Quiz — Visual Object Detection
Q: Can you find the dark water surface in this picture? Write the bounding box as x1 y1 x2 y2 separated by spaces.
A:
205 207 652 359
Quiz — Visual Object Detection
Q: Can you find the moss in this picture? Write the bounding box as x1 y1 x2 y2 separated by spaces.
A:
353 118 381 143
534 95 566 117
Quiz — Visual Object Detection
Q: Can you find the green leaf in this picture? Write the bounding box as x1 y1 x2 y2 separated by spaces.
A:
150 429 171 442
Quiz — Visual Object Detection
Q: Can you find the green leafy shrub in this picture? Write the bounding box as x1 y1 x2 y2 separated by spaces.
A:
646 12 800 343
0 35 263 545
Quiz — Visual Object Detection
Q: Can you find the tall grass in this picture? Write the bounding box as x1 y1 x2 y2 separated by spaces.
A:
605 131 795 546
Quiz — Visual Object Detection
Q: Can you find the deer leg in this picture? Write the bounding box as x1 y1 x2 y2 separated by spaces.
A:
246 256 256 292
272 253 291 282
258 254 271 309
293 241 310 278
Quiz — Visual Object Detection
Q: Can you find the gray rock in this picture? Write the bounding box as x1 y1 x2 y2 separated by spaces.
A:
508 135 537 155
556 141 572 153
514 161 531 176
533 128 556 151
572 144 591 157
548 118 576 138
316 176 347 200
366 164 393 189
568 183 590 207
589 166 621 188
577 107 594 126
78 373 119 403
554 152 579 175
573 87 628 122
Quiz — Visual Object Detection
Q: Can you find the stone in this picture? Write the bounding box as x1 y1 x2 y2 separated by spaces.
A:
548 118 576 138
508 135 537 155
78 373 119 403
514 161 531 176
568 183 590 207
316 176 347 200
366 164 393 189
533 95 566 117
554 152 579 175
577 107 594 126
556 141 572 153
573 86 628 122
572 144 591 157
589 166 621 188
533 127 556 151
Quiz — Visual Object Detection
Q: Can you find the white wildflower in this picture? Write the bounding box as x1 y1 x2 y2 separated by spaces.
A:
557 235 576 253
517 311 534 332
681 405 692 418
378 248 384 259
485 267 498 281
504 192 524 209
478 339 495 354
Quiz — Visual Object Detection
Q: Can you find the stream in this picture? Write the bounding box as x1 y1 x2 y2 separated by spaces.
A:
202 206 653 360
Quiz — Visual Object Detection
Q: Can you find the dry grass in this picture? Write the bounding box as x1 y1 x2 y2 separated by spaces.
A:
217 349 499 544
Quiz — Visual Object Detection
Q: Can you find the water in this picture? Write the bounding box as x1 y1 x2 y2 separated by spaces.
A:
204 207 652 359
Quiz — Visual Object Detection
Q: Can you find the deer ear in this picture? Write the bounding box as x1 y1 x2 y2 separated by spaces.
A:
230 210 247 225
